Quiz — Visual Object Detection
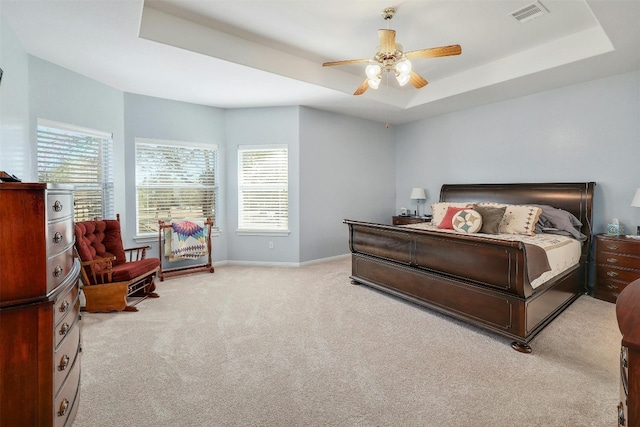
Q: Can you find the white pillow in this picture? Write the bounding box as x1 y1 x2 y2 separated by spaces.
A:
452 209 483 233
498 205 542 236
431 202 474 227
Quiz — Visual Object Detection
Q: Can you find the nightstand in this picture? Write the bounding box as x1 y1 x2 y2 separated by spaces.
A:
392 216 431 225
594 234 640 303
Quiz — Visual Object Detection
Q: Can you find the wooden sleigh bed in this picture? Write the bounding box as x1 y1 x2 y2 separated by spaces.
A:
345 182 595 352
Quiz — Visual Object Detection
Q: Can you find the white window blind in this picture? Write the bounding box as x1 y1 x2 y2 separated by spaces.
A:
37 119 114 222
135 139 218 236
238 145 288 232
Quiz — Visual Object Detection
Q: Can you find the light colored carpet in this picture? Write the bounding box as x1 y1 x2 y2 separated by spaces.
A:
73 256 620 427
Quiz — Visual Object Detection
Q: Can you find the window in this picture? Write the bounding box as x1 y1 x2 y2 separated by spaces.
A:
238 145 288 233
135 138 218 236
37 119 114 221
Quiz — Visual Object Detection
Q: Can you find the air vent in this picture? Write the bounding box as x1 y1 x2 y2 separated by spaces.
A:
510 1 549 23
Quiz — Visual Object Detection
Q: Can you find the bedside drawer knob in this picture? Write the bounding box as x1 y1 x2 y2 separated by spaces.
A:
53 200 63 212
59 300 70 313
607 244 619 250
58 355 70 371
53 232 63 244
607 257 619 263
58 399 69 417
54 265 63 277
608 284 620 290
59 322 69 336
607 271 619 277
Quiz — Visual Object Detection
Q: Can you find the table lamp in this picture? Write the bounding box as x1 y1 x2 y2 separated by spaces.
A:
410 187 426 217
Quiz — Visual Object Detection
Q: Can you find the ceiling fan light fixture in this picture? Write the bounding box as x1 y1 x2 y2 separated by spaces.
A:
395 58 411 75
365 64 382 79
367 77 381 89
396 72 410 86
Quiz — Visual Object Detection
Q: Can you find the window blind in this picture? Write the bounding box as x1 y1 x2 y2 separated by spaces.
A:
37 119 114 222
135 139 218 235
238 145 288 231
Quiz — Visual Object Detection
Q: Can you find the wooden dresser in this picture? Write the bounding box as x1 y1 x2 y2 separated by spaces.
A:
616 278 640 426
594 234 640 303
0 183 82 426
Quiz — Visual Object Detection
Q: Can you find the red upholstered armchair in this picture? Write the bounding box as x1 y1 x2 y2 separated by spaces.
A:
74 216 160 312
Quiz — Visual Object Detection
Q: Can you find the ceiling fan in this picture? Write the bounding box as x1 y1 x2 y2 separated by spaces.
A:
322 7 462 96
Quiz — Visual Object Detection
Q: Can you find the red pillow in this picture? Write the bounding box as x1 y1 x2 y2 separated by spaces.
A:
438 206 472 229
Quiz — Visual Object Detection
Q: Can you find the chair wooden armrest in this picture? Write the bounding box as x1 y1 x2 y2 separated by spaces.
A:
123 245 151 262
78 255 116 286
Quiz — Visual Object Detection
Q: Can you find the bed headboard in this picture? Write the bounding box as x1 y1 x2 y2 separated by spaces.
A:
439 182 596 263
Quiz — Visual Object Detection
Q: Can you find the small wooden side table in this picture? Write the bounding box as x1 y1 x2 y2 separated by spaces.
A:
392 216 431 225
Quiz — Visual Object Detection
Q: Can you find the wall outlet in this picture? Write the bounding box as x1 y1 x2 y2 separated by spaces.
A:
268 241 274 249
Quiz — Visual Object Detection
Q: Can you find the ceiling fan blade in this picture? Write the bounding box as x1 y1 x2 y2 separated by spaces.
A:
322 58 371 67
354 78 370 96
378 29 396 53
405 45 462 60
409 71 428 89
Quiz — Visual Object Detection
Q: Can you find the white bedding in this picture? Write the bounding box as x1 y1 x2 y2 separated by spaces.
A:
401 223 582 289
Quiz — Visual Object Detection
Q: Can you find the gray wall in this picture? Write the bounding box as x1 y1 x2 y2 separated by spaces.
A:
299 107 395 262
395 70 640 235
122 93 227 259
225 107 301 264
0 17 30 179
27 56 126 217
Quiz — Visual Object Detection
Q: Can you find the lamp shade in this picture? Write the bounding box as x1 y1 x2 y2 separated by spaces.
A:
632 188 640 207
410 187 426 200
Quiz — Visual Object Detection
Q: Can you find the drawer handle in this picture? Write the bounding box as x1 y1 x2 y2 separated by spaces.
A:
53 232 63 244
59 300 70 313
54 265 63 277
59 323 69 336
58 398 69 417
607 257 619 263
58 354 70 371
607 284 620 290
53 200 63 212
607 244 619 250
607 271 619 277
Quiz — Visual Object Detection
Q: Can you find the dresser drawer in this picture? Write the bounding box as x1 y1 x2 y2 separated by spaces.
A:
54 321 80 395
54 281 79 327
54 304 80 350
47 192 74 222
597 253 640 270
596 265 640 285
47 246 75 294
598 238 640 255
54 355 80 427
47 217 75 257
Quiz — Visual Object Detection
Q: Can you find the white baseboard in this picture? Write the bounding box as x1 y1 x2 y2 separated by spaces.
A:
215 253 350 268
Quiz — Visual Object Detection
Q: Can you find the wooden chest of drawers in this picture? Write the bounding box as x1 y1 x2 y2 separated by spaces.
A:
594 234 640 303
616 279 640 426
0 183 81 426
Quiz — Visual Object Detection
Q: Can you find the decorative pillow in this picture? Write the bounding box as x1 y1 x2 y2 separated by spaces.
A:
472 205 507 234
452 209 483 233
498 205 543 236
438 206 473 229
532 204 587 241
431 202 474 227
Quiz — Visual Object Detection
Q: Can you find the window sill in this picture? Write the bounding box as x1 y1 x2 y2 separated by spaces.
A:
236 229 290 237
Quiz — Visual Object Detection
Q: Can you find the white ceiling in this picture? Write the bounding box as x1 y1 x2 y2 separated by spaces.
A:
2 0 639 125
